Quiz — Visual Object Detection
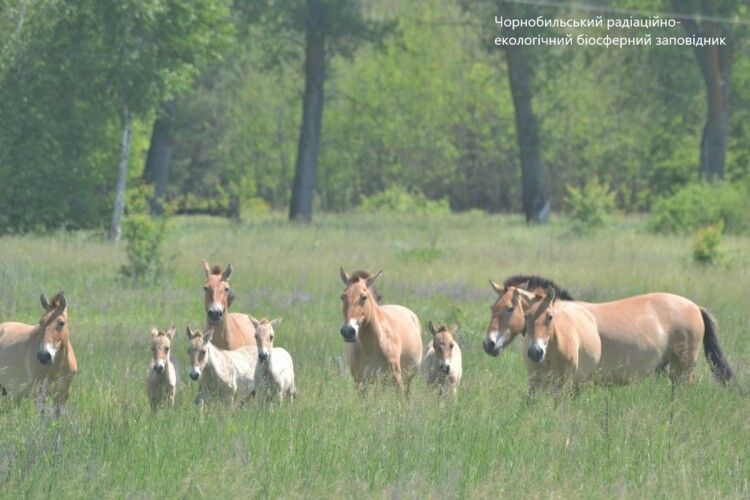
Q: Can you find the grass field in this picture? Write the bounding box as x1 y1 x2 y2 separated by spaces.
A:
0 212 748 498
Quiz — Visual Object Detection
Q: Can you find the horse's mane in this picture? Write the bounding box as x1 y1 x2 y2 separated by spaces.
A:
503 274 575 301
347 270 383 303
211 265 222 275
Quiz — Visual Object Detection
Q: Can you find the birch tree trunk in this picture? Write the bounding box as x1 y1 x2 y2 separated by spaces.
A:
109 106 132 242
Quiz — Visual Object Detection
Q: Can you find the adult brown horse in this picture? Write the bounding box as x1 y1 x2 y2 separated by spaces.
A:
0 292 77 415
483 275 733 387
339 268 422 391
201 260 255 350
522 286 600 395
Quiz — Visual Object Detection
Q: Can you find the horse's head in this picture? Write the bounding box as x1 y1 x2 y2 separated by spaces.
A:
428 321 459 375
201 259 235 326
483 281 534 357
186 326 213 381
339 268 382 343
149 325 175 374
524 285 557 363
37 292 69 365
250 316 281 363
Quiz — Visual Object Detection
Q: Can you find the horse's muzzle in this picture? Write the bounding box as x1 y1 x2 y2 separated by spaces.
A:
154 364 165 374
483 338 501 357
340 325 357 343
207 308 223 324
36 349 52 365
439 364 450 374
259 351 269 362
189 370 200 381
527 345 544 363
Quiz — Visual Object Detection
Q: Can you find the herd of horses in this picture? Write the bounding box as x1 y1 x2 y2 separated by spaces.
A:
0 260 734 415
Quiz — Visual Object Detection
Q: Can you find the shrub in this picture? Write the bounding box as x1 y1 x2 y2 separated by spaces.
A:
358 186 450 214
564 178 616 232
120 186 171 284
691 221 724 266
649 182 749 234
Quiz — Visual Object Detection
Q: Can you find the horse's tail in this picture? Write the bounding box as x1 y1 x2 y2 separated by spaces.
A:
700 307 733 383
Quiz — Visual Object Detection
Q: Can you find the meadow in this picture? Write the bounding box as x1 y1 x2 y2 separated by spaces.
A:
0 212 748 498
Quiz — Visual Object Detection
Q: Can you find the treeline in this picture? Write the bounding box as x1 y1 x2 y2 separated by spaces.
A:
0 0 748 234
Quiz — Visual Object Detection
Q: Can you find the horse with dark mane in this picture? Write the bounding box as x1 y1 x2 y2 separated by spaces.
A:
484 274 732 387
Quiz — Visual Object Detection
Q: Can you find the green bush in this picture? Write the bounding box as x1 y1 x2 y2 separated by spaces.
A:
358 186 450 214
120 187 171 284
564 179 616 232
649 182 750 234
691 221 724 266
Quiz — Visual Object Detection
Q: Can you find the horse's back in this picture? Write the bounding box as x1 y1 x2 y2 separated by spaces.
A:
0 322 35 347
579 292 702 381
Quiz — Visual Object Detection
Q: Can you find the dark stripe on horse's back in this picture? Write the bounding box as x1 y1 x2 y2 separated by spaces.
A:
503 274 575 301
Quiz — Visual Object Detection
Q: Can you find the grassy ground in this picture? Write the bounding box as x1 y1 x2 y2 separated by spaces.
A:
0 212 748 498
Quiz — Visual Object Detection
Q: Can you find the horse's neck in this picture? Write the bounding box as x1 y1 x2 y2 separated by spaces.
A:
360 306 388 348
209 316 237 348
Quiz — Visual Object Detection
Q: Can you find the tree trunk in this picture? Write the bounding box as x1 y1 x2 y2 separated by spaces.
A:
505 43 546 222
679 13 732 182
694 37 731 181
289 0 326 222
143 100 176 214
109 107 132 242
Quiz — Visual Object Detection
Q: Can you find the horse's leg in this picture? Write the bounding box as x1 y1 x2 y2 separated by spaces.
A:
391 364 404 392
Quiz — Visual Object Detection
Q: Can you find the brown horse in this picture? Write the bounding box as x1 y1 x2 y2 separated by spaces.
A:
0 292 77 415
339 268 422 391
484 275 733 386
201 259 255 350
523 286 600 395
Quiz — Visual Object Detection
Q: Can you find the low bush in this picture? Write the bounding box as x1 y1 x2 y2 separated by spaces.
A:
691 222 724 266
358 186 450 214
120 186 171 283
649 182 749 234
564 178 616 233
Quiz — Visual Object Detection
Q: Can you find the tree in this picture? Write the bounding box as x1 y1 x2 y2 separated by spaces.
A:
143 100 176 214
672 1 743 181
92 0 231 240
243 0 392 222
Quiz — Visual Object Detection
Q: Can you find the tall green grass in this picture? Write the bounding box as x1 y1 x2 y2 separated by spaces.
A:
0 213 748 497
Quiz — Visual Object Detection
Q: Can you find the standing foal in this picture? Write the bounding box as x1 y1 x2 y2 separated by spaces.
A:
146 326 178 411
250 316 297 403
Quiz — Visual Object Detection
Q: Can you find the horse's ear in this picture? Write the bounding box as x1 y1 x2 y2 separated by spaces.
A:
366 271 382 288
518 281 529 290
270 317 282 329
55 291 67 311
149 326 159 338
40 293 50 310
449 324 459 337
201 259 211 278
165 326 176 340
427 321 437 335
489 280 504 295
248 315 260 328
203 328 213 345
222 263 233 281
512 288 521 305
340 267 350 285
185 326 195 340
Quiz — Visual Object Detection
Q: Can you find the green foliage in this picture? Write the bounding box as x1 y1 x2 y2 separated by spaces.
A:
358 186 449 215
0 0 232 234
691 221 724 266
564 179 616 232
120 187 171 283
649 183 750 234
